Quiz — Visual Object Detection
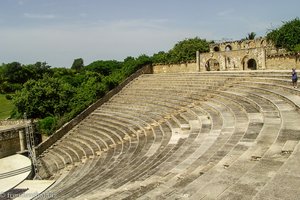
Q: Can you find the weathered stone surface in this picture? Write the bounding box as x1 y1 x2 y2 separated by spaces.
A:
13 70 299 200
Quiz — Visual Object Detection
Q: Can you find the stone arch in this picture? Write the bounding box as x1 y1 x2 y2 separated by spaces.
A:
242 56 257 70
260 39 267 47
225 45 232 51
247 59 257 70
213 46 220 52
249 41 256 48
205 59 220 71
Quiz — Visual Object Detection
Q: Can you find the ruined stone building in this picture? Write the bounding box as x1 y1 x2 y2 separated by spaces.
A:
153 38 300 73
198 39 268 71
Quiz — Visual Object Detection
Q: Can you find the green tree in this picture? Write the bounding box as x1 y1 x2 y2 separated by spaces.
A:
168 37 209 63
65 72 107 124
2 62 24 83
13 76 75 118
266 18 300 51
246 32 256 40
84 60 122 76
51 67 74 78
152 51 168 64
0 61 51 93
122 54 152 76
0 64 4 83
0 62 24 92
71 58 84 71
38 116 57 135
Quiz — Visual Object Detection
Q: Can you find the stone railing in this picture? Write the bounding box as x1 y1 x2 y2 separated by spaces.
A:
35 65 153 156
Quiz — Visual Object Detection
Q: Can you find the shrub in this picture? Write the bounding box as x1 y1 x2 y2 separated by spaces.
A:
5 94 12 100
38 116 57 136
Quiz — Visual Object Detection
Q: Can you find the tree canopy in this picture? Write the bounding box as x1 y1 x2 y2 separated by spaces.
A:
152 37 210 64
71 58 84 71
0 62 51 93
266 18 300 51
13 76 75 119
84 60 122 76
245 32 256 40
3 55 151 135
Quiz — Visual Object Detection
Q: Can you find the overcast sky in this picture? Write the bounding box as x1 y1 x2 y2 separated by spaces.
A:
0 0 299 67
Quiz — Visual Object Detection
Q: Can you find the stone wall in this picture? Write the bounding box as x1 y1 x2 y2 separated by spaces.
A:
152 63 197 74
199 48 266 71
0 127 24 158
0 120 27 126
152 53 300 73
266 53 300 70
210 38 270 52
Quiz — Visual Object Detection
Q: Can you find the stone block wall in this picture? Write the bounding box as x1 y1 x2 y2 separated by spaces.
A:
0 128 22 158
199 48 266 71
210 38 270 52
266 53 300 70
152 63 197 74
0 120 27 126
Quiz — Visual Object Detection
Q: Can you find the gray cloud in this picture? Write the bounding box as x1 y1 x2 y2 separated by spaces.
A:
24 13 56 19
217 9 235 17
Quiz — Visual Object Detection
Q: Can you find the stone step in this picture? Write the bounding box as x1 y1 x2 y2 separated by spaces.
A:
282 140 299 154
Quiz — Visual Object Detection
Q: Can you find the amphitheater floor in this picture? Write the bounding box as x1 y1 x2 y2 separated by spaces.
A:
0 154 31 194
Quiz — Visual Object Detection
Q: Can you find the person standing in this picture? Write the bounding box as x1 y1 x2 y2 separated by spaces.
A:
292 68 298 88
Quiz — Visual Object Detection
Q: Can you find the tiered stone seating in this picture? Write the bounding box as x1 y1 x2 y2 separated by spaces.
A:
35 70 300 200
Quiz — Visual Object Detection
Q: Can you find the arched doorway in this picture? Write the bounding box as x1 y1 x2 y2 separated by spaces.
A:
247 59 257 70
242 56 257 70
205 59 220 71
213 46 220 52
225 45 232 51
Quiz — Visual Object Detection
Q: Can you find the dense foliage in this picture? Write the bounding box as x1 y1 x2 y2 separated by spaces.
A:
152 37 210 64
266 18 300 51
0 55 152 135
0 62 51 93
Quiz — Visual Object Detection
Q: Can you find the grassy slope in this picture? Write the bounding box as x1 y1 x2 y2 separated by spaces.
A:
0 94 14 119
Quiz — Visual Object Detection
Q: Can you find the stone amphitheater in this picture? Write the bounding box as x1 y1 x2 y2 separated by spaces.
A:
34 70 300 199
